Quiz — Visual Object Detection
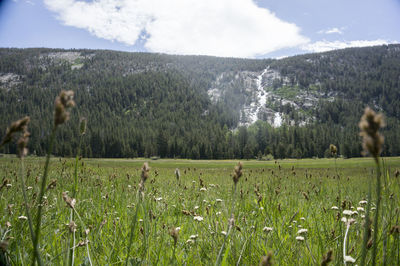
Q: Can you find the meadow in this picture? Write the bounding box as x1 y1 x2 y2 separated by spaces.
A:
1 156 399 265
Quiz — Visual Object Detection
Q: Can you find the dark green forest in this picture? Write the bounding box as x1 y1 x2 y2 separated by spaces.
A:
0 45 399 159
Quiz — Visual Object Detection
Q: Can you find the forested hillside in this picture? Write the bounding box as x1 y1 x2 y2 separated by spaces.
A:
1 45 399 159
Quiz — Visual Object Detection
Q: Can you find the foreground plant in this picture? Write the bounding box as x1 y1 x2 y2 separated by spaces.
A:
33 90 75 265
0 117 43 264
126 162 150 265
68 117 87 266
216 162 242 265
359 107 385 266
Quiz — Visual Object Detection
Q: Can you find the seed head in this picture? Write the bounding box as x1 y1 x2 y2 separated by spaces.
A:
232 162 243 185
79 117 87 135
321 250 333 266
54 90 75 126
17 131 30 158
141 162 150 183
175 168 180 181
259 252 273 266
359 107 385 160
1 116 30 146
329 144 337 156
169 227 179 246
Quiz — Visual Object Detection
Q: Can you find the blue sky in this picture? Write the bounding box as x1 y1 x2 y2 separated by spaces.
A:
0 0 399 58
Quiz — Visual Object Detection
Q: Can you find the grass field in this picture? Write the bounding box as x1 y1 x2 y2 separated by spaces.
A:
1 156 400 265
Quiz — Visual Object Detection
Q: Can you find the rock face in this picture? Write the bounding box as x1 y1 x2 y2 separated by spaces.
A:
207 66 327 128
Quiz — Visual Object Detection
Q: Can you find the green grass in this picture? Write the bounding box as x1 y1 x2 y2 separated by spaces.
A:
1 156 399 265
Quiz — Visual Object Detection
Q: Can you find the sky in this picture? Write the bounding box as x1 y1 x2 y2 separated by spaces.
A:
0 0 399 58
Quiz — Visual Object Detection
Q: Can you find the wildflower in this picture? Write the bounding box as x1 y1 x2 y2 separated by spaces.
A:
357 207 364 212
189 234 198 240
216 199 223 202
193 216 203 222
300 217 306 221
343 255 356 263
297 229 308 235
263 227 273 232
359 107 385 160
200 187 207 192
359 200 367 205
221 231 227 236
155 197 162 201
331 206 339 210
54 90 75 126
18 216 28 220
194 206 199 210
342 210 353 216
216 211 222 216
296 236 305 241
186 239 194 244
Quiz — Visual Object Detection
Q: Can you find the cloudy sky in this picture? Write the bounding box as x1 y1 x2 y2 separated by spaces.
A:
0 0 399 58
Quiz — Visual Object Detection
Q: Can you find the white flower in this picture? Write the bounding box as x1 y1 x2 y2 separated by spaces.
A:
216 211 222 216
186 239 194 244
18 216 28 220
296 236 304 241
344 255 356 263
175 227 181 231
209 184 216 187
343 210 353 216
357 207 364 212
203 200 208 203
190 234 198 239
297 229 308 235
6 183 12 187
359 200 367 205
155 197 162 201
260 207 264 210
300 217 306 221
194 206 199 210
352 211 359 216
138 219 143 222
263 227 273 232
27 186 33 190
331 206 339 210
371 207 376 211
194 216 204 222
341 217 356 225
216 199 223 203
221 231 227 236
128 185 131 188
200 187 207 192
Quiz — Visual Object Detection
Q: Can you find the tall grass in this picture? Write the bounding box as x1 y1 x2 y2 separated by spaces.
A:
1 103 399 265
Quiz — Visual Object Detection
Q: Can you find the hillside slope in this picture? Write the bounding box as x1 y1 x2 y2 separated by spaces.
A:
0 45 399 158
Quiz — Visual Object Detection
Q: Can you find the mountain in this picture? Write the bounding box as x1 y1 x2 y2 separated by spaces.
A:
0 45 399 159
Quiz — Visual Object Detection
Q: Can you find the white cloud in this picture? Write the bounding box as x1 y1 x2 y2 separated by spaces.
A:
302 39 395 53
318 27 343 35
44 0 309 58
